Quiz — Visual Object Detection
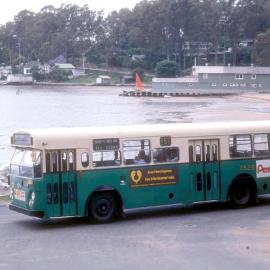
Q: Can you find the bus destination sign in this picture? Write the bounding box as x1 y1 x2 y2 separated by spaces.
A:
129 168 178 188
93 138 119 151
13 134 32 146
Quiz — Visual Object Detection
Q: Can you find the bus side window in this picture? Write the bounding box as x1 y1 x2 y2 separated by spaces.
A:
52 152 58 172
205 144 210 162
189 145 194 163
229 135 252 158
68 151 74 171
33 152 42 178
81 152 89 168
123 139 151 165
153 147 179 163
92 138 121 167
46 153 51 173
254 134 270 157
212 144 218 161
92 150 121 167
195 145 201 162
62 152 68 171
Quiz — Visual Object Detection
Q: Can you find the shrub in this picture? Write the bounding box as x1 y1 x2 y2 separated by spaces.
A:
155 60 179 78
49 68 70 82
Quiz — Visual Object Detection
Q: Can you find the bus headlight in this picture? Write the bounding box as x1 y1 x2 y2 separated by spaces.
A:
29 192 35 208
10 189 14 200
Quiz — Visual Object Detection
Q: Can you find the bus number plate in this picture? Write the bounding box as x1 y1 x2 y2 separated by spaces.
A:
14 189 26 202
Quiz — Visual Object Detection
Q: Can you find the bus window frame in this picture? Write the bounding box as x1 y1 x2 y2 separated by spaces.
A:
10 147 43 179
253 133 270 157
122 139 151 166
152 146 179 164
92 150 121 168
229 134 253 158
45 150 59 173
81 152 90 168
59 149 76 172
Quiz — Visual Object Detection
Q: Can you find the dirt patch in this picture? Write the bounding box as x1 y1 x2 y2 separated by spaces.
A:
0 195 10 205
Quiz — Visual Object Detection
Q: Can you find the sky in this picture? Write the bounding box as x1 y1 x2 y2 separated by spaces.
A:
0 0 142 25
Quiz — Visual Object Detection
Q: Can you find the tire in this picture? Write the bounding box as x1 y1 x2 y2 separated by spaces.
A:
89 193 116 223
229 182 251 209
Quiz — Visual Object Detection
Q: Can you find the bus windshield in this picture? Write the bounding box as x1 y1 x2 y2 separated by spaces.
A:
10 149 42 178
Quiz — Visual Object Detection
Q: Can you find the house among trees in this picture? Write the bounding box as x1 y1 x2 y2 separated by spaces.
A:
152 65 270 93
23 61 51 75
131 54 145 62
54 63 75 71
96 75 111 86
0 66 12 79
183 42 212 57
54 63 85 78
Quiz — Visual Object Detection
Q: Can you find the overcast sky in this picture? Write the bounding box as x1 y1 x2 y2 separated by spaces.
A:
0 0 142 25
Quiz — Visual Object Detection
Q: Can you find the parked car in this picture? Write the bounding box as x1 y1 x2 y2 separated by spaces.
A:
0 162 10 182
0 180 9 191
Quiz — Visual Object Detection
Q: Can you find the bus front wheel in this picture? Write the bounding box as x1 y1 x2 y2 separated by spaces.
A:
229 182 251 208
89 192 116 223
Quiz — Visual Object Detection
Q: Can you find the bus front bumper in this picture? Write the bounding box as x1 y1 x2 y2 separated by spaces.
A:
9 204 44 218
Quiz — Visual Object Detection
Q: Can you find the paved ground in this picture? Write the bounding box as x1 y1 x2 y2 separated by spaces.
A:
1 197 270 270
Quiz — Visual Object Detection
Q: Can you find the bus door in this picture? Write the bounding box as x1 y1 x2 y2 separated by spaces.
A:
60 150 77 216
188 140 204 202
188 139 220 202
203 140 220 201
45 151 61 217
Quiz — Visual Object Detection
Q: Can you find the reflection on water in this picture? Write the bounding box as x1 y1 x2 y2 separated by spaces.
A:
0 85 208 162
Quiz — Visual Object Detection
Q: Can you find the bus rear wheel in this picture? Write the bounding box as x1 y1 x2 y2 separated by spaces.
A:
89 192 116 223
229 182 251 208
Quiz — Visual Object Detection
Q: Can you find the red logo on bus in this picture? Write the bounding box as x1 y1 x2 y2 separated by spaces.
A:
257 164 270 174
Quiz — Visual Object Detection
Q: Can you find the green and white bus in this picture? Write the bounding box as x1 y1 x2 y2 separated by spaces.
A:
8 121 270 222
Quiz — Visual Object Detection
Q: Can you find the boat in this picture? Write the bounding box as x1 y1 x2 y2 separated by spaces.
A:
135 72 144 91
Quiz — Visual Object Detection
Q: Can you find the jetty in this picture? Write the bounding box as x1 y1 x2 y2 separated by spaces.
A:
120 90 234 97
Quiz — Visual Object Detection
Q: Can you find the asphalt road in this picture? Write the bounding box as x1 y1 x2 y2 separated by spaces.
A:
0 198 270 270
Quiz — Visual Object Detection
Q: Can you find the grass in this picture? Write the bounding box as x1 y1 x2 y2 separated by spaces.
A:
0 195 10 205
68 69 153 84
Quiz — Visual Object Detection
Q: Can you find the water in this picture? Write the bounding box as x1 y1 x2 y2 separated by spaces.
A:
0 85 208 162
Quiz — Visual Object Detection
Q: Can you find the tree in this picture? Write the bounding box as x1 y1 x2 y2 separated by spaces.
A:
155 60 178 77
0 46 10 65
0 5 106 64
31 66 46 81
254 29 270 66
0 0 269 70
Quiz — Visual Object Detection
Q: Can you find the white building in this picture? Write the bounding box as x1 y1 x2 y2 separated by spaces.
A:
152 65 270 93
54 63 85 78
96 76 111 85
0 66 12 78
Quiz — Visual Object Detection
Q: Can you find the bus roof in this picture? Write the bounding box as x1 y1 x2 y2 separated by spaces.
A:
12 120 270 149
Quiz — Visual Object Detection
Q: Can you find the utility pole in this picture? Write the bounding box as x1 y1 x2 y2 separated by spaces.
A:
82 53 85 71
13 35 21 61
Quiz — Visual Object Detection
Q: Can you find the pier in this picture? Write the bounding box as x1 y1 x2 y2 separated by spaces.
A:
120 90 235 97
